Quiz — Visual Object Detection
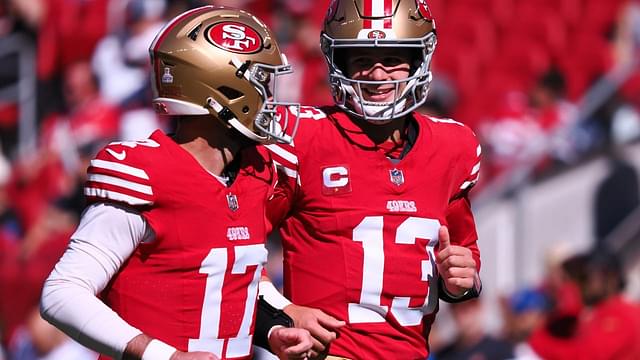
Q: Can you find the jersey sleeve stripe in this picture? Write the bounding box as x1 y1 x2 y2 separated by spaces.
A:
90 159 150 180
477 145 482 156
88 174 153 195
460 181 473 190
84 188 153 206
470 162 481 176
265 144 298 166
273 160 298 179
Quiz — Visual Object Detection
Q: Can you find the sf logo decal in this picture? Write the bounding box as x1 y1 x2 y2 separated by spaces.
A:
207 21 263 54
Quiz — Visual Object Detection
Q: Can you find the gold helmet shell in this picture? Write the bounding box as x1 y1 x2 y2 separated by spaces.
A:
150 5 299 143
321 0 437 122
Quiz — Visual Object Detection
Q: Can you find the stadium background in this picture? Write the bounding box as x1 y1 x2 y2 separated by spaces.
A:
0 0 639 358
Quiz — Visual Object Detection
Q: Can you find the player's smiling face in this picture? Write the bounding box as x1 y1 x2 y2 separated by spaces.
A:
345 48 412 103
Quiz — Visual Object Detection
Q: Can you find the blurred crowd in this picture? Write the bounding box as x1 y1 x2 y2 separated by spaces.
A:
428 247 640 360
0 0 639 359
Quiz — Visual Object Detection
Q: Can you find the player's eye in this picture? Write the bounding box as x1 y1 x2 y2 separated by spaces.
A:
351 57 375 70
381 56 406 67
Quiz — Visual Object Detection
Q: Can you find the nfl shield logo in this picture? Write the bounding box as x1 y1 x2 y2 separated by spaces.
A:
226 193 239 211
389 168 405 186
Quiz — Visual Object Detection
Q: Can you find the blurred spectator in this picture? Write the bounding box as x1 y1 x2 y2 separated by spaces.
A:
615 0 640 107
92 0 165 106
37 0 108 82
501 287 548 358
478 90 546 179
528 69 579 165
434 298 515 360
528 250 640 360
39 60 120 191
0 204 74 357
91 0 168 140
479 69 581 181
6 0 44 31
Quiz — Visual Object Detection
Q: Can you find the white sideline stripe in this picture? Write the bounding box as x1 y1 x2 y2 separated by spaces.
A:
273 161 298 179
90 159 149 180
85 188 152 206
265 144 298 165
471 162 481 176
88 174 153 195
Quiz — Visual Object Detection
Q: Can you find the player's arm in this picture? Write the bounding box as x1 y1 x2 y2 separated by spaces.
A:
39 203 217 360
253 295 313 360
436 221 482 302
258 278 345 357
437 135 482 302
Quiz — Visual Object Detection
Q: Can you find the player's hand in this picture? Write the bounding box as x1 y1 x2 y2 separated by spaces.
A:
169 351 220 360
436 226 477 297
268 326 314 359
283 304 345 357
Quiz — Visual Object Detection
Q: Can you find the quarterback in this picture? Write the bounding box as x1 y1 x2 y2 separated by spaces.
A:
40 6 312 360
261 0 482 359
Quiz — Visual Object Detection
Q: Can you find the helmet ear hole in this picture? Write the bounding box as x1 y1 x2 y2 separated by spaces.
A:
217 86 244 100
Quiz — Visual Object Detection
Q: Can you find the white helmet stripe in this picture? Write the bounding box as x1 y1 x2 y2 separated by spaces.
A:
364 0 393 30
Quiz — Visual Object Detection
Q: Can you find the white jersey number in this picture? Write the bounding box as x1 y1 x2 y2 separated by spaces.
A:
348 216 439 326
188 244 267 358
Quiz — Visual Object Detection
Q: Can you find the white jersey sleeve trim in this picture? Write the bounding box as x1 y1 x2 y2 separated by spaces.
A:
264 144 298 166
88 173 153 195
90 159 150 180
40 203 155 359
84 188 153 206
273 160 298 179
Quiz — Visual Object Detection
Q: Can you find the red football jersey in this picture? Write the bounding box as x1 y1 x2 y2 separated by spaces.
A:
85 130 275 360
266 106 481 359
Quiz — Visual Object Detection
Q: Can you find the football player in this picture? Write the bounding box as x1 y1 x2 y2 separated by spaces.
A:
40 6 312 360
260 0 482 359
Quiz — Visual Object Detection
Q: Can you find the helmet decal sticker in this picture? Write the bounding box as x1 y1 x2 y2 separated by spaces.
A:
161 67 174 84
416 0 433 21
206 21 263 54
367 30 387 39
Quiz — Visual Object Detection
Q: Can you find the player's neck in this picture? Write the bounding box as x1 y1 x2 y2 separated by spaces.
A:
174 115 242 176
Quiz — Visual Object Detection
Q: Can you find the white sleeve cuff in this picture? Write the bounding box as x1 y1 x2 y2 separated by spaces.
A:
258 281 292 310
141 339 177 360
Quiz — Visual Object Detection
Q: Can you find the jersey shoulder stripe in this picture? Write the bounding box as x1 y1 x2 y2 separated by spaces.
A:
85 144 157 207
417 113 482 191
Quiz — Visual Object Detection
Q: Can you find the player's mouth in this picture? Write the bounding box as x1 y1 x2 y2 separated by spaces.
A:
362 87 395 102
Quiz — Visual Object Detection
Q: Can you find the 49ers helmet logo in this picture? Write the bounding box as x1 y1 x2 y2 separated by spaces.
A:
206 21 263 54
416 0 433 21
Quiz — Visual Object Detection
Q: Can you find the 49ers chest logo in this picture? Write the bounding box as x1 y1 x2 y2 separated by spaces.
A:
206 21 263 54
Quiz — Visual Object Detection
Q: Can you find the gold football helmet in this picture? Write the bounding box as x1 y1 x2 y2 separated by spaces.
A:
150 5 299 143
321 0 437 122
